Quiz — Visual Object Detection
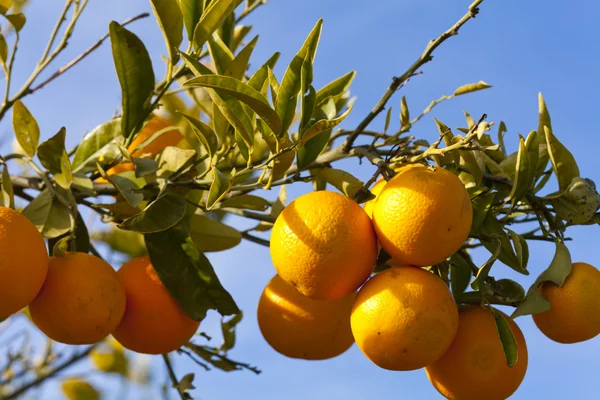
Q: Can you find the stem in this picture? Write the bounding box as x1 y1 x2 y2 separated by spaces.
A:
241 232 270 247
341 0 485 152
39 0 74 63
162 354 186 400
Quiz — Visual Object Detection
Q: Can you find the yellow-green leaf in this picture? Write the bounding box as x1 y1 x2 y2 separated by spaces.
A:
0 164 14 208
61 377 100 400
317 168 363 198
507 130 538 204
0 0 12 14
190 214 241 252
453 80 492 96
193 0 243 49
12 100 39 157
302 104 352 143
490 308 519 367
22 190 71 239
220 194 269 211
207 168 235 210
72 119 123 174
226 35 258 80
314 70 355 106
179 112 219 160
119 191 187 233
545 126 580 192
151 0 183 64
208 33 234 74
37 127 72 189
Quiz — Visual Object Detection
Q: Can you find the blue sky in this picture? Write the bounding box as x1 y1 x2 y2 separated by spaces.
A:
1 0 599 399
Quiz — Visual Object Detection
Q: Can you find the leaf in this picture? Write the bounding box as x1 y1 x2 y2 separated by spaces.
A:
220 194 269 211
119 191 187 233
206 168 235 209
109 21 155 138
400 96 410 129
384 107 392 133
145 220 240 320
208 33 234 74
450 252 472 296
267 67 279 105
0 165 14 209
220 312 243 352
151 0 183 64
174 372 196 393
247 52 280 92
48 213 91 255
179 50 214 76
315 71 356 106
157 146 196 177
61 377 100 400
297 129 331 169
276 19 323 134
179 0 204 40
497 121 507 155
536 92 552 174
226 35 258 80
0 0 11 14
459 149 482 186
507 229 529 270
72 119 123 173
492 279 525 303
205 89 254 148
189 214 241 252
37 127 72 189
0 34 8 65
231 24 252 52
479 213 528 274
511 241 572 319
179 112 219 160
453 81 492 96
490 308 519 367
95 227 147 258
545 126 580 192
299 55 316 133
302 105 352 143
132 157 158 178
469 192 495 234
507 131 538 204
22 190 71 239
90 340 129 376
193 0 242 49
5 13 25 31
316 168 363 198
185 75 282 136
471 239 502 290
12 100 39 157
96 166 144 207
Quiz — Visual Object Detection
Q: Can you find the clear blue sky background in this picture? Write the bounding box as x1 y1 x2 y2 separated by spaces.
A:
1 0 599 399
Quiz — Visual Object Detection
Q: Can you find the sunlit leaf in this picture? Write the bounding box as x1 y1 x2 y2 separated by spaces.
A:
545 126 580 192
206 168 235 209
536 92 552 174
179 0 204 40
119 191 187 233
0 165 14 209
0 0 11 14
157 146 196 177
317 168 363 198
400 95 410 129
12 100 39 157
151 0 183 64
220 312 243 352
507 130 538 204
189 214 241 252
179 112 219 160
453 81 491 96
208 33 234 74
5 13 25 31
37 127 72 189
193 0 243 49
22 190 71 239
91 339 129 376
220 194 269 211
315 71 355 106
72 119 123 173
247 52 280 92
302 105 352 143
227 35 258 80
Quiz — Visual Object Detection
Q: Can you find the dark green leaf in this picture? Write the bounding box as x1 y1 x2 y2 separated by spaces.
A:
72 119 123 173
37 127 72 189
206 168 234 209
208 34 234 74
296 129 331 169
193 0 243 49
109 21 155 139
316 168 363 198
450 252 472 296
492 279 525 303
22 190 71 239
145 220 240 320
545 126 580 192
12 100 39 157
226 35 258 80
48 213 90 256
119 191 186 233
179 112 219 160
0 165 14 209
189 213 241 252
151 0 183 64
453 81 491 96
220 194 269 211
315 71 355 106
490 308 519 367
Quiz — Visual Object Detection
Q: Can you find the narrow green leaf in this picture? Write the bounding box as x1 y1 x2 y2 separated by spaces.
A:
208 33 234 74
189 213 241 252
220 194 269 211
145 220 240 320
151 0 183 64
400 96 410 129
507 131 538 204
453 81 492 96
179 0 204 40
193 0 242 49
536 92 552 174
72 119 123 173
276 19 323 134
315 70 355 106
226 35 258 80
12 100 39 157
267 67 279 105
208 90 253 147
470 192 495 234
157 146 196 177
247 52 280 92
490 308 519 367
384 107 392 133
206 168 235 210
0 164 14 208
231 25 252 52
479 213 528 274
179 112 219 160
302 105 352 143
316 168 363 198
180 51 214 76
109 21 155 139
497 121 507 155
471 240 502 290
96 166 144 207
37 127 72 189
22 190 71 239
459 149 482 186
545 126 580 192
0 34 8 65
119 191 187 233
220 312 243 352
450 252 473 296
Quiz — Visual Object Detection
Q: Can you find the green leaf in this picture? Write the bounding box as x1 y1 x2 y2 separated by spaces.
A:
220 194 269 211
91 340 129 376
22 190 71 239
37 127 72 189
193 0 242 49
179 112 219 160
206 168 235 210
497 121 507 155
220 312 243 352
492 279 525 304
72 119 123 173
316 168 363 198
299 56 316 133
157 146 196 177
0 0 11 14
150 0 183 64
450 252 472 296
400 96 410 129
61 377 100 400
51 236 70 257
95 227 147 258
545 126 580 192
384 107 392 133
206 89 254 148
551 177 600 225
267 67 279 105
208 33 234 74
276 19 323 134
226 35 258 80
511 241 572 319
470 192 495 234
180 50 214 76
0 34 8 66
119 191 187 233
109 21 155 139
96 166 144 207
297 129 331 169
479 213 528 274
302 105 352 143
247 52 280 92
536 92 552 174
315 71 355 106
490 308 519 367
12 100 39 157
507 131 538 204
459 149 482 186
185 75 282 136
231 24 252 52
453 81 492 96
145 220 240 320
0 164 14 209
132 157 158 178
471 240 502 290
507 229 529 270
5 13 25 31
179 0 204 40
189 213 241 252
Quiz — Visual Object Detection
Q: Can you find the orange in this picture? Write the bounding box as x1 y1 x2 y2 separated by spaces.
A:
0 206 48 318
29 252 126 344
351 266 458 371
533 262 600 343
363 178 387 218
426 306 528 400
257 274 355 360
112 256 200 354
373 164 472 267
270 190 378 300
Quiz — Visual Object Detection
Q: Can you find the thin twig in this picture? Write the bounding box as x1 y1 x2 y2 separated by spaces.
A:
162 354 187 400
241 232 270 247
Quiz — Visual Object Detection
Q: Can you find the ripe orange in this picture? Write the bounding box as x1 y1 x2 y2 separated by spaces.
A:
0 206 48 318
426 306 528 400
270 190 378 300
29 252 126 344
112 256 200 354
351 266 458 371
257 274 355 360
533 262 600 343
363 178 387 218
373 164 472 267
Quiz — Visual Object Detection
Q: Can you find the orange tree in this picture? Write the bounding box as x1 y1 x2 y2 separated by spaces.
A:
0 0 599 399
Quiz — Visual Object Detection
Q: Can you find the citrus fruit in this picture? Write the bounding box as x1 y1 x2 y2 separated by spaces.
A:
270 190 378 300
257 274 355 360
112 256 200 354
351 266 458 371
363 178 387 218
29 252 126 344
0 206 48 318
533 261 600 343
425 305 528 400
372 164 472 267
